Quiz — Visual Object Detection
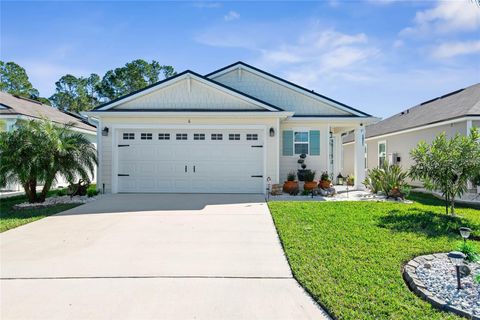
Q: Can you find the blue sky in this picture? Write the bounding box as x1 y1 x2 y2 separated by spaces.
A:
1 0 479 118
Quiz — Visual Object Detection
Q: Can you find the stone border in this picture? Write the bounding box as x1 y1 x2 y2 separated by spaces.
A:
403 253 479 320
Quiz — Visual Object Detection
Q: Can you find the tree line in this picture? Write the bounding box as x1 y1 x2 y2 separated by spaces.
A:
0 60 176 112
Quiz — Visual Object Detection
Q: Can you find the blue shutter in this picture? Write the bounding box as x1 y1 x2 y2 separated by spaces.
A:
282 130 293 156
309 130 320 155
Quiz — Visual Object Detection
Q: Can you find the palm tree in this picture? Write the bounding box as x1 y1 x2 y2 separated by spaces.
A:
0 118 97 203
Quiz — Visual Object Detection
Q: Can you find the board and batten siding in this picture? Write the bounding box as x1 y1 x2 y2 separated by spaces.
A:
211 69 352 116
114 77 263 111
279 122 330 183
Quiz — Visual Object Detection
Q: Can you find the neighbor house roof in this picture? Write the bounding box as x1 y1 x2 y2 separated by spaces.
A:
343 83 480 143
0 92 96 133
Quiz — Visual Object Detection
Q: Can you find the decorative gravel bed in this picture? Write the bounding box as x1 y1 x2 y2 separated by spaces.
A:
404 253 480 319
13 195 100 210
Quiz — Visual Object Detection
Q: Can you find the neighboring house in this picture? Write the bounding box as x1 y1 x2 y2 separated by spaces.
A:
0 92 97 191
343 83 480 184
86 61 377 194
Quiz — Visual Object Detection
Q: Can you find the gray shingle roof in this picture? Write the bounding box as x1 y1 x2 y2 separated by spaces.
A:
344 83 480 143
0 92 96 133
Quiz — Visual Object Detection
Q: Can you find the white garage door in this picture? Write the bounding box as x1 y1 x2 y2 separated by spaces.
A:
116 129 264 193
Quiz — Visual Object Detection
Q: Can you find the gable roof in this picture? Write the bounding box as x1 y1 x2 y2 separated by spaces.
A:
206 61 372 117
93 70 283 112
343 83 480 142
0 92 96 133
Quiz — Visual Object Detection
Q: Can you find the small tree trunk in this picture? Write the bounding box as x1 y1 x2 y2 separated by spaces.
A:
451 197 456 215
24 180 38 203
444 193 449 215
39 176 55 203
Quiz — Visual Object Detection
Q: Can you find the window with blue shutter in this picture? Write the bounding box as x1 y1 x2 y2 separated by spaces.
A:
282 130 293 156
309 130 320 155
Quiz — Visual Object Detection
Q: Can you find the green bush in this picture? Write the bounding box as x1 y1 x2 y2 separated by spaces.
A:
287 171 296 181
364 163 407 196
457 241 479 262
304 170 316 182
86 184 99 197
56 188 68 196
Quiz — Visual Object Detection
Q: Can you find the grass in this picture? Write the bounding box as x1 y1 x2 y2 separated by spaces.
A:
268 191 480 320
0 191 81 233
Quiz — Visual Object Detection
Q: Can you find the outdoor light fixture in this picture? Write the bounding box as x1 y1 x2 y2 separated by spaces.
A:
459 227 472 244
447 251 466 290
102 127 109 136
269 127 275 137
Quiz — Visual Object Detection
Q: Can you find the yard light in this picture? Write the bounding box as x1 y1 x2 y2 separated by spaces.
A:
269 127 275 137
447 251 466 290
459 227 472 244
102 127 109 136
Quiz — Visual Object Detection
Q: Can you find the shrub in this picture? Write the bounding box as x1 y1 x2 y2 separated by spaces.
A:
364 163 408 196
56 188 68 197
304 170 316 182
457 241 480 262
287 171 296 181
87 184 99 197
320 171 329 181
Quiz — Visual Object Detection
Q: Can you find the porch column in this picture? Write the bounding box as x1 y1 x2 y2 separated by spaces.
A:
354 126 366 190
332 133 343 180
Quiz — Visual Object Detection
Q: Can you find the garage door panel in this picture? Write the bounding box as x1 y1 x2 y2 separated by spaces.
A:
117 129 264 193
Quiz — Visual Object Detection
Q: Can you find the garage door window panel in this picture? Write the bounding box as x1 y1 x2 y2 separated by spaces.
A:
141 133 153 140
158 133 170 140
229 134 240 141
194 133 205 140
246 134 258 141
211 134 223 140
123 133 135 140
176 133 188 140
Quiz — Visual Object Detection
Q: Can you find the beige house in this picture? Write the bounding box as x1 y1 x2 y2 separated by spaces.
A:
87 62 377 194
343 83 480 184
0 92 97 191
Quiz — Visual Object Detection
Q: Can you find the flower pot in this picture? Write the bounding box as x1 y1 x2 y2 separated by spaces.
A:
283 181 299 194
319 180 331 189
304 181 317 191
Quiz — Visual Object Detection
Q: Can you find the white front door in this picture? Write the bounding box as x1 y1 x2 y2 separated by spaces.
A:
116 129 264 193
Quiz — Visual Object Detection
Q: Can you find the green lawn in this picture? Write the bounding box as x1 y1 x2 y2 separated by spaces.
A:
268 192 480 320
0 193 81 232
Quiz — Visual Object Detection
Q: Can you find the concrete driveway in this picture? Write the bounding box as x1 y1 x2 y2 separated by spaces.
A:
1 194 329 319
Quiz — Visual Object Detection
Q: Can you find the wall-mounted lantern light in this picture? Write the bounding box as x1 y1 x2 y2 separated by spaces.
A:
269 127 275 137
102 127 109 136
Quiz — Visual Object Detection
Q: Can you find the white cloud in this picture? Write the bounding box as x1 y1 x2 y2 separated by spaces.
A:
401 0 480 36
432 40 480 59
393 39 404 48
366 0 397 5
224 11 240 22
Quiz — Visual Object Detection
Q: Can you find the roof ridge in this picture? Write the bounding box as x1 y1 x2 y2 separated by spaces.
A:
205 61 372 117
94 69 284 112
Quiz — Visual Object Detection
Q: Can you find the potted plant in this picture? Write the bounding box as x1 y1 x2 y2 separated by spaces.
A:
303 170 317 190
283 171 299 194
319 171 331 189
346 175 354 186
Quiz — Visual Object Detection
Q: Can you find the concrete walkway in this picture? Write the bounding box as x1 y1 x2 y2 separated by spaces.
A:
1 194 329 319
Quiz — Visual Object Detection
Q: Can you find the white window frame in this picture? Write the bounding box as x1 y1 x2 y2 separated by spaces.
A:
378 141 386 167
294 131 309 155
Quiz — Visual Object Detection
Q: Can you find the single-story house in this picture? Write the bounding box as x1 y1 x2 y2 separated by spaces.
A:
0 92 97 191
343 83 480 184
86 62 377 194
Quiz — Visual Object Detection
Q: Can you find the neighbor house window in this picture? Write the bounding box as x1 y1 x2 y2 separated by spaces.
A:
229 134 240 140
211 134 223 140
378 141 386 167
294 131 309 154
194 133 205 140
176 133 188 140
246 134 258 141
158 133 170 140
123 133 135 140
141 133 153 140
